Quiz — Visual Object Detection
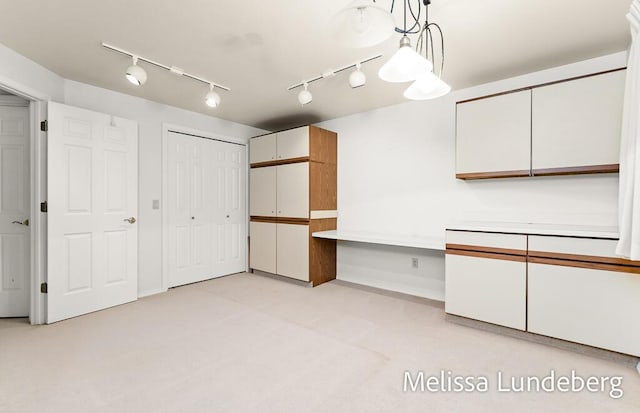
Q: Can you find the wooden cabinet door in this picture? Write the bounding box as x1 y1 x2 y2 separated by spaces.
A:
528 263 640 357
276 162 309 218
531 70 625 173
249 133 276 164
249 167 276 217
276 126 309 160
249 222 277 273
276 223 309 281
445 253 527 330
456 90 531 178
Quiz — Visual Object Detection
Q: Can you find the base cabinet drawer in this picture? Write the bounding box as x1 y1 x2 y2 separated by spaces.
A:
445 253 526 330
528 262 640 357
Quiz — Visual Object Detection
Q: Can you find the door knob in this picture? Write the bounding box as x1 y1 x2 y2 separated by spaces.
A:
123 217 136 224
12 219 29 226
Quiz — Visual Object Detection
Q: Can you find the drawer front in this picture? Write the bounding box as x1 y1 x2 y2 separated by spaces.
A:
528 235 618 259
446 230 527 252
528 263 640 356
445 254 526 330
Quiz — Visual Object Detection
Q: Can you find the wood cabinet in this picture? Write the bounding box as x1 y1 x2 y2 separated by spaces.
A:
249 125 337 286
456 90 532 179
445 231 527 330
456 68 626 180
445 227 640 357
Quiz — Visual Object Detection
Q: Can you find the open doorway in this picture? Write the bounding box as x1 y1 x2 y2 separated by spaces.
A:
0 90 31 318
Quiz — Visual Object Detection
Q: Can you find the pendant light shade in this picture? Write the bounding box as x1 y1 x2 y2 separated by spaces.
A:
331 0 395 48
378 36 433 83
125 56 147 86
205 84 221 107
403 71 451 100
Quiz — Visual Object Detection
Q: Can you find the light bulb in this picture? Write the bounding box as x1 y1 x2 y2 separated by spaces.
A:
350 7 371 34
331 0 395 48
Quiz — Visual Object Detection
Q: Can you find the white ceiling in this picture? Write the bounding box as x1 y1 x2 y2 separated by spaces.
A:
0 0 632 131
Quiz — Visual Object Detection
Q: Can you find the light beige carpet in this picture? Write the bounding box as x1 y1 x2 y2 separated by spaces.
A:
1 273 639 412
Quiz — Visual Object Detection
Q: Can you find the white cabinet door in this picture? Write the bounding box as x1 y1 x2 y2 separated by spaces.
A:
276 126 309 160
249 133 276 164
47 102 138 323
276 162 309 218
456 90 531 176
276 223 309 281
445 253 526 330
249 167 276 217
0 105 30 317
249 222 276 273
528 263 640 357
532 70 625 171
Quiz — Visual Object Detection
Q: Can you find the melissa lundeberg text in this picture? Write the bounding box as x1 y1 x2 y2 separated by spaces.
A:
403 370 624 399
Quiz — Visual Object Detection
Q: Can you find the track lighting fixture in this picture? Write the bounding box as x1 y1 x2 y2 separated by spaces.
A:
102 42 230 107
349 63 367 88
288 54 381 105
298 83 313 105
205 84 221 108
125 56 147 86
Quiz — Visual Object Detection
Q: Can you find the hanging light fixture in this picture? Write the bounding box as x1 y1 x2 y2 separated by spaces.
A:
403 0 451 100
125 56 147 86
349 63 367 88
378 1 432 83
298 83 313 105
331 0 395 48
205 84 221 108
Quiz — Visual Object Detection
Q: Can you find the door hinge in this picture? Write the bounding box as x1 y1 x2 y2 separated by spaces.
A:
40 201 47 213
40 120 48 132
40 282 48 294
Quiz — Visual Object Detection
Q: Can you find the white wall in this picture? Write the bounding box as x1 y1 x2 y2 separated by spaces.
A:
64 80 266 296
0 43 64 100
318 52 627 301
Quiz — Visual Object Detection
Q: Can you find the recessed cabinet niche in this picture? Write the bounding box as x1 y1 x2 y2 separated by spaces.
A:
249 125 337 286
456 69 626 180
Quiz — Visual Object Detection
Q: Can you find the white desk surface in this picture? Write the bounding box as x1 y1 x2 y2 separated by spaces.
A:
311 230 445 250
446 221 619 239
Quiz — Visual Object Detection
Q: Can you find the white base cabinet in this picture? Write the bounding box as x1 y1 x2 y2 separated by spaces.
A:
276 223 309 281
249 222 276 274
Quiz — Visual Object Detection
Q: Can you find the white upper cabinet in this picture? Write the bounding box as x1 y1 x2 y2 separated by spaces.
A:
456 90 532 177
276 162 309 218
249 126 310 164
249 133 277 164
531 70 625 172
276 126 309 160
249 166 276 217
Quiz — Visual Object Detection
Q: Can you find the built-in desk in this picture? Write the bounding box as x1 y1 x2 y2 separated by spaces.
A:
312 230 445 250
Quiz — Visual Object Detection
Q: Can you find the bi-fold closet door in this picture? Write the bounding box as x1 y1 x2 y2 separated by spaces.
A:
167 131 246 288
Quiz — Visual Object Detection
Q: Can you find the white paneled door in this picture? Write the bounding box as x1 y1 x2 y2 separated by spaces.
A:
47 102 138 323
167 131 246 288
0 105 30 317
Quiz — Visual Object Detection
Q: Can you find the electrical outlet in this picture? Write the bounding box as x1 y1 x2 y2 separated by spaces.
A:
412 258 419 268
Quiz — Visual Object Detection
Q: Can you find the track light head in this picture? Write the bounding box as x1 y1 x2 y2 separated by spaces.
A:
125 56 147 86
298 83 313 105
349 63 366 88
205 84 221 108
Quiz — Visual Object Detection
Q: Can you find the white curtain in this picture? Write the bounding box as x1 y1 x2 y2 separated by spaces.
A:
617 0 640 260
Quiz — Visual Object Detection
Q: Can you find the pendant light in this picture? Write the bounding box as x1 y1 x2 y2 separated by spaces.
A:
125 56 147 86
403 0 451 100
378 1 432 83
331 0 395 48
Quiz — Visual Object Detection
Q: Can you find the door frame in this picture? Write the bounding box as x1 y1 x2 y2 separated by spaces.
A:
0 74 49 325
160 123 248 292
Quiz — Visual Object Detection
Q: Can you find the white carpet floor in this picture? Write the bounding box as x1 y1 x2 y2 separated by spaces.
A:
1 272 639 412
